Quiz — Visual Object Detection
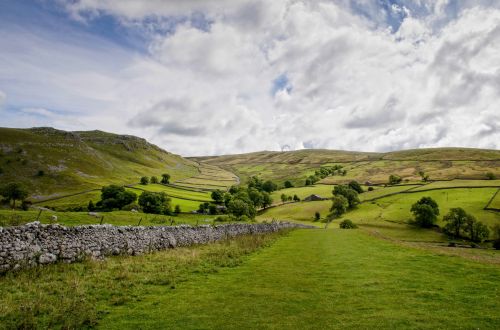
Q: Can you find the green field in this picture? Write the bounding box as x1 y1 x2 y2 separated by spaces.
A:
487 189 500 209
259 187 500 239
410 179 500 191
0 209 216 227
2 229 498 329
271 184 335 201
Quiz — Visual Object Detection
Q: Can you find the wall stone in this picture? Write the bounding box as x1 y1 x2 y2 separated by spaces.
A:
0 221 313 273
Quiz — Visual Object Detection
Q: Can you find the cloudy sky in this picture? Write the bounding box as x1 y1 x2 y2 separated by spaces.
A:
0 0 499 155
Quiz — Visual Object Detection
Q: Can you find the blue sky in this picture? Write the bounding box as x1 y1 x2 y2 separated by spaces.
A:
0 0 499 155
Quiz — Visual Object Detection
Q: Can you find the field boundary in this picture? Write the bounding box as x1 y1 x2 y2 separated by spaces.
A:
31 188 101 205
484 188 500 211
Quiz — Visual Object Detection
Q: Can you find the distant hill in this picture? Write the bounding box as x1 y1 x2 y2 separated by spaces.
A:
191 148 500 185
0 127 198 199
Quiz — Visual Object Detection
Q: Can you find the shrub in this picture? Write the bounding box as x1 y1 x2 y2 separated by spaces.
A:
161 173 170 184
140 176 149 185
314 211 320 221
388 174 402 185
333 185 359 208
368 187 374 191
339 219 357 229
284 180 294 188
293 194 300 202
486 172 496 180
329 195 348 219
214 215 231 223
99 185 137 210
138 191 171 215
348 181 363 194
37 170 45 177
174 205 181 214
150 176 158 184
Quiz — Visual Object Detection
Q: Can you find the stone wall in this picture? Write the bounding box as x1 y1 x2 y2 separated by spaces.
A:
0 221 313 273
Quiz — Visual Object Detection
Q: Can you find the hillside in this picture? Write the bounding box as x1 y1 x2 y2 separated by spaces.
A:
0 127 199 199
192 148 500 185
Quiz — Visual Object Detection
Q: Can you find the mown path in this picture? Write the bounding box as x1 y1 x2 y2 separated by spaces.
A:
100 229 500 329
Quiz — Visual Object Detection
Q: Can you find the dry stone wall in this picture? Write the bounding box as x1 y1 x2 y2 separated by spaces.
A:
0 221 313 273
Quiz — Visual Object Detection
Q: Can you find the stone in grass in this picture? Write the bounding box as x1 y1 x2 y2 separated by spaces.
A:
39 253 57 264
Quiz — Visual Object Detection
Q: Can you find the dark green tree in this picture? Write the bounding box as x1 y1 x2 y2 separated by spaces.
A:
284 180 294 188
388 174 402 185
314 211 321 221
138 191 171 215
348 181 363 194
464 215 489 242
174 205 181 214
262 192 273 209
161 173 171 184
443 208 469 238
410 197 439 228
333 185 360 208
329 195 348 219
262 180 278 193
150 176 158 184
211 189 225 204
1 182 28 209
88 200 95 212
140 176 149 185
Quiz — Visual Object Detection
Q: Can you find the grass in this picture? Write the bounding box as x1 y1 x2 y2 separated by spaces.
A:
487 189 500 209
11 229 496 329
0 209 217 227
410 179 500 191
359 184 421 201
271 184 335 201
0 232 286 329
259 187 500 239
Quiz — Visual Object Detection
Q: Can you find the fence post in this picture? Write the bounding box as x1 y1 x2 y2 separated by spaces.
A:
100 216 104 225
36 209 43 221
137 218 142 226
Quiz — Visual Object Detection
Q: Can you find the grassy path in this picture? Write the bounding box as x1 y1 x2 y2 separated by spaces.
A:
100 229 500 329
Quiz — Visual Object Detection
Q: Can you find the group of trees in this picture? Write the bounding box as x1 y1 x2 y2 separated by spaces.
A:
388 174 402 185
200 177 275 220
410 197 490 243
140 173 171 185
328 182 362 221
280 193 300 204
0 182 28 209
305 165 346 186
93 185 173 215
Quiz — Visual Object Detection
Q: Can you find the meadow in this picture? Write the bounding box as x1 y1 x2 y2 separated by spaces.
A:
2 229 498 329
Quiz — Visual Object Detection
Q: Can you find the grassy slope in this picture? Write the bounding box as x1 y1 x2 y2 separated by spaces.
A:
99 229 499 329
194 148 500 185
0 127 198 198
259 187 500 238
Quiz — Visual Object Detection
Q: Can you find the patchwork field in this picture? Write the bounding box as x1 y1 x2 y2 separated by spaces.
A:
172 163 239 191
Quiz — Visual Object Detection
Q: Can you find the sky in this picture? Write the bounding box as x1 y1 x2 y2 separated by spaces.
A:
0 0 499 156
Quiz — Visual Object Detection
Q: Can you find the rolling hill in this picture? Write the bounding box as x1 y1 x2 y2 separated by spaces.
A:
0 127 199 199
192 148 500 186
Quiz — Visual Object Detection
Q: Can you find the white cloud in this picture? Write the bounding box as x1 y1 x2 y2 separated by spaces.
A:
1 1 500 154
0 90 5 109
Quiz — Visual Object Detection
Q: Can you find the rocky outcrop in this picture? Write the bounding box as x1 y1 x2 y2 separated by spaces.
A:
0 222 313 273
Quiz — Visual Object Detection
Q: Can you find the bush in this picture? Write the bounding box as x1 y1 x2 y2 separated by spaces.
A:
138 191 171 215
174 205 181 214
37 170 45 177
214 215 231 223
368 187 374 191
486 172 496 180
140 176 149 185
150 176 158 184
284 180 294 188
348 181 363 194
388 174 402 185
493 239 500 250
314 211 320 221
339 219 357 229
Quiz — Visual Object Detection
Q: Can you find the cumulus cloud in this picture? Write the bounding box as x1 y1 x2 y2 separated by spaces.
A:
0 90 5 109
1 0 500 154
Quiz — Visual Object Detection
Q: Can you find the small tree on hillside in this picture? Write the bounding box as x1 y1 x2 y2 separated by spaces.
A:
486 172 496 180
140 176 149 185
1 182 28 209
329 195 348 220
410 197 439 228
388 175 402 185
314 211 321 221
293 194 300 202
262 192 273 209
211 190 225 204
161 173 171 184
464 215 489 243
281 193 288 204
138 191 171 215
88 200 95 212
150 176 158 184
174 205 181 214
348 181 363 194
284 180 294 188
443 208 470 238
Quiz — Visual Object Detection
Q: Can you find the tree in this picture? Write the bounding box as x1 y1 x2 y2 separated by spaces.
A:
410 197 439 228
174 205 181 214
211 189 225 204
305 179 312 186
100 185 137 210
281 193 288 204
443 208 469 238
388 175 402 185
161 173 171 184
486 172 496 180
88 200 95 212
284 180 294 188
198 202 210 214
248 188 264 208
37 170 45 177
293 194 300 202
150 176 158 184
227 199 255 219
348 181 363 194
418 171 429 182
209 204 218 215
333 185 360 209
138 191 171 215
262 180 278 193
140 176 149 185
464 215 489 243
329 195 348 219
262 192 273 209
493 225 500 250
314 211 321 221
1 182 28 209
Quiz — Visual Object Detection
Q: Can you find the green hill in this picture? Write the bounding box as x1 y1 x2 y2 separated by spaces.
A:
192 148 500 186
0 127 199 200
